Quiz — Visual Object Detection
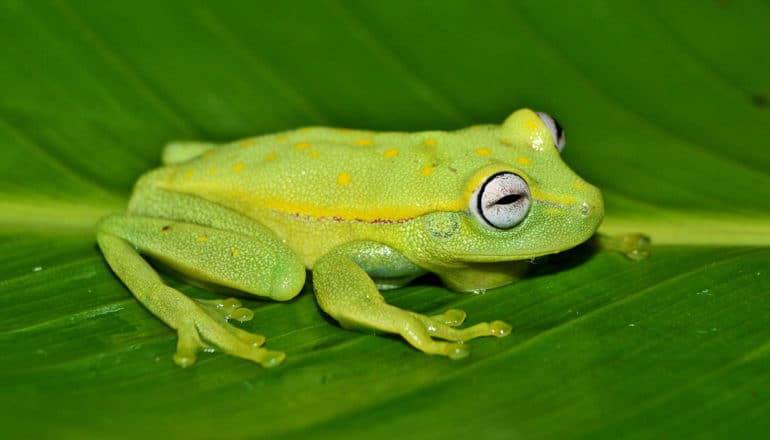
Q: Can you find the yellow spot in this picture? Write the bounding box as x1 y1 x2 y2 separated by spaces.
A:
276 135 287 142
517 156 532 166
420 165 434 176
208 167 217 175
424 139 437 147
355 138 373 147
197 235 208 242
337 172 352 186
231 249 240 257
476 147 491 156
525 120 538 130
384 148 400 158
183 170 193 179
239 139 255 148
309 150 320 158
295 142 311 150
202 150 216 158
573 182 585 191
233 163 245 173
300 127 313 133
265 152 278 162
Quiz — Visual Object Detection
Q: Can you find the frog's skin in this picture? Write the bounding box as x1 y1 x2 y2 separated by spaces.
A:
96 109 603 367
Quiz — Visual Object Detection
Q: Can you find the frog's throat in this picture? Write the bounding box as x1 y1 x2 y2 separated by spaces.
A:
452 240 591 262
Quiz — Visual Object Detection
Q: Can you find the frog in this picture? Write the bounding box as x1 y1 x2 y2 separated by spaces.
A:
96 108 604 368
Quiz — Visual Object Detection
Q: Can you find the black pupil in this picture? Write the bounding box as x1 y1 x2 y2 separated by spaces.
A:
553 118 563 141
494 194 522 205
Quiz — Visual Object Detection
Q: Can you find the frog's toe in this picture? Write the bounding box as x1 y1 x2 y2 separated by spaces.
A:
230 307 255 322
229 344 284 367
624 234 651 261
256 350 286 368
227 325 266 347
413 311 513 343
490 320 513 337
173 321 209 367
447 343 470 360
615 233 651 261
597 233 651 261
430 309 467 327
169 300 283 367
196 297 255 322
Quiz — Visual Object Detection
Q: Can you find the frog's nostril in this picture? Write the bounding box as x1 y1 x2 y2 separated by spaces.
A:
580 201 591 218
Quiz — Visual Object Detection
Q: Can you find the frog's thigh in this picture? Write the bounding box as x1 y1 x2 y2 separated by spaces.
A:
99 215 305 301
312 246 510 359
96 228 286 367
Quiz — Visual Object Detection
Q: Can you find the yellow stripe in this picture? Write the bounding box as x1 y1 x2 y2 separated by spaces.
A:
242 193 464 222
531 188 577 206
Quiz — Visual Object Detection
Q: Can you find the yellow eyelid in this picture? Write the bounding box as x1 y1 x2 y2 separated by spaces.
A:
531 188 578 206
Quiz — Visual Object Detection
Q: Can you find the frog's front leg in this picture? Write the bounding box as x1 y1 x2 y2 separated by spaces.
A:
97 215 305 367
312 243 511 359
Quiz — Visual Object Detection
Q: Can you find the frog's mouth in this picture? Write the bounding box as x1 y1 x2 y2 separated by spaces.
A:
455 236 596 262
456 192 604 263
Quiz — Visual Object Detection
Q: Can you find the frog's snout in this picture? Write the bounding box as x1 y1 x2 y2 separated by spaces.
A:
579 186 604 224
579 197 603 219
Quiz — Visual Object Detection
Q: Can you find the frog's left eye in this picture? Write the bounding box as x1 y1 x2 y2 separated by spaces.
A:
536 111 566 152
471 172 531 230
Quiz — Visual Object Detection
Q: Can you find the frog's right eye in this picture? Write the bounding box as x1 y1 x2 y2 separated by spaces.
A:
536 111 566 153
470 172 531 230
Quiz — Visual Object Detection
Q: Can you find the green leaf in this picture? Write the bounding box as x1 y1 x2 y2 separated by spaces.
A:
1 1 768 439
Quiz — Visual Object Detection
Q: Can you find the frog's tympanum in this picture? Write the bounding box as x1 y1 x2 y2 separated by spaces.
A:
97 109 603 367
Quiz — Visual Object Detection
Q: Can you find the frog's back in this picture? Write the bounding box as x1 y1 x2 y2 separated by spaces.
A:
151 124 502 222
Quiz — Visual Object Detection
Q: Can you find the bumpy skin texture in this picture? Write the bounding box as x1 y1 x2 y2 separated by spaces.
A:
96 109 604 367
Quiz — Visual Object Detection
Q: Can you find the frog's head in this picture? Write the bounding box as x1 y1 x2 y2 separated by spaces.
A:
413 109 603 264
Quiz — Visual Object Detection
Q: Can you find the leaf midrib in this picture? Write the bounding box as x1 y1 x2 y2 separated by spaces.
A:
3 197 770 247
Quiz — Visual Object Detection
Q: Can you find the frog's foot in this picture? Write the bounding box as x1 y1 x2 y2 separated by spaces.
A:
196 297 255 322
430 309 466 327
353 305 511 360
173 320 284 368
172 297 284 368
194 298 266 348
314 245 514 360
413 310 511 342
596 233 651 261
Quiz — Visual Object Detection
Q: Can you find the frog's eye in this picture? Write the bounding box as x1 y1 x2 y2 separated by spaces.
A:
536 111 566 152
471 172 531 230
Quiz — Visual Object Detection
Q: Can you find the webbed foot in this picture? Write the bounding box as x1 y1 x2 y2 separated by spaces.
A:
172 297 284 367
596 233 651 261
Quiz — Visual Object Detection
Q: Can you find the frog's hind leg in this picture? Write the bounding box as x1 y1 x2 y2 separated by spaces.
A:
313 244 511 359
97 215 305 367
161 141 219 165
